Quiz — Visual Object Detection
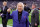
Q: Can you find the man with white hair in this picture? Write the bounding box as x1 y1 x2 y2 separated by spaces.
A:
7 2 29 27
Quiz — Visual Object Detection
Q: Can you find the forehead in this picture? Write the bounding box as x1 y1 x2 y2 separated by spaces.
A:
3 2 7 4
17 4 23 6
32 4 36 6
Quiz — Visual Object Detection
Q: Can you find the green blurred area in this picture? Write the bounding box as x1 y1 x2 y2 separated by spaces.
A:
0 10 40 27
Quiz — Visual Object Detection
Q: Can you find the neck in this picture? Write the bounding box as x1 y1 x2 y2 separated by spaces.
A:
3 5 6 6
18 11 22 13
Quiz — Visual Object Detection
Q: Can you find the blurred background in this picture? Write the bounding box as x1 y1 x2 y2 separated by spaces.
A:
0 0 40 27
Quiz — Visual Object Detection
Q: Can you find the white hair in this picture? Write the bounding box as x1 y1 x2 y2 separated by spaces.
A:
17 2 24 10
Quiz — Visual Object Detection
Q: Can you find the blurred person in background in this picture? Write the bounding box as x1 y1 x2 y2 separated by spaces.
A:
38 8 40 10
24 3 31 27
31 4 39 27
7 2 29 27
24 3 31 13
0 1 8 27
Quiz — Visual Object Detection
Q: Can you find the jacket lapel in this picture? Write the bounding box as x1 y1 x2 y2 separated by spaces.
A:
21 10 24 21
16 10 18 20
16 10 25 22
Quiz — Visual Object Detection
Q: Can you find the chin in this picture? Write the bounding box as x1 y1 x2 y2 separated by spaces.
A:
19 10 21 12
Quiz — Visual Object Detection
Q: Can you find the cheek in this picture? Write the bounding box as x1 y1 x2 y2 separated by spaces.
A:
32 6 34 8
19 7 21 8
18 7 21 9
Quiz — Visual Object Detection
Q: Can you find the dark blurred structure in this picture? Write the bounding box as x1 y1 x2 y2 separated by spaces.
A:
0 0 40 10
0 0 40 1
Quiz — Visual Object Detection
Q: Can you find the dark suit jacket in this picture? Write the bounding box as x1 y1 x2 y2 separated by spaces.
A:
31 8 39 26
0 6 8 19
0 6 8 14
24 6 31 13
8 10 29 27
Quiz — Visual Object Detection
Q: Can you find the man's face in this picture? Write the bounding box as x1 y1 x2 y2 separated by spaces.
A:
3 2 7 6
17 4 23 12
32 5 36 9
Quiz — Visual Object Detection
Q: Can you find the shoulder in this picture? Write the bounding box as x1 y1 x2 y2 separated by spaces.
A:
1 6 3 8
34 8 39 12
5 6 8 8
34 8 38 10
1 6 3 10
12 10 17 13
24 10 29 14
23 11 29 16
